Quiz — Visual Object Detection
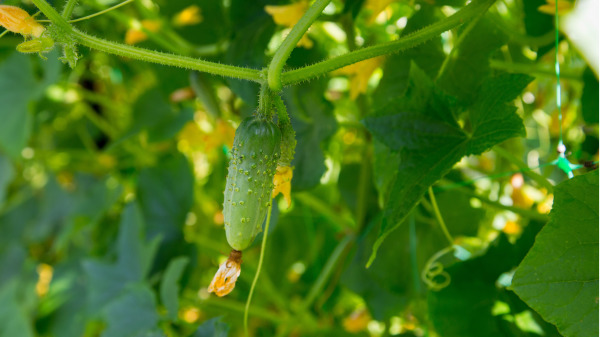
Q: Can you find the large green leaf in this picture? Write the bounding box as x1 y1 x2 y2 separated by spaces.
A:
0 52 60 158
0 280 34 337
372 4 444 110
190 317 230 337
511 171 599 337
342 214 446 320
428 229 561 337
137 152 194 241
363 64 531 265
102 284 161 337
284 82 337 190
581 67 599 124
83 203 159 310
437 16 507 102
0 155 14 205
0 53 36 158
160 256 189 320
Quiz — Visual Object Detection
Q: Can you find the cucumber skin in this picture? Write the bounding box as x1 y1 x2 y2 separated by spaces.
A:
223 117 281 251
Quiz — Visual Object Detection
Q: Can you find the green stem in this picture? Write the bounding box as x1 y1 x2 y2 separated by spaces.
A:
300 234 354 311
258 84 273 118
31 0 262 82
273 94 290 125
268 0 332 91
490 60 581 80
427 187 454 246
488 13 555 47
61 0 78 19
493 146 554 192
244 203 273 337
68 0 134 23
280 0 496 86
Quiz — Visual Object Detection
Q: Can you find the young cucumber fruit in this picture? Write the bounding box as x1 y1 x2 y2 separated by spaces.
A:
223 116 281 251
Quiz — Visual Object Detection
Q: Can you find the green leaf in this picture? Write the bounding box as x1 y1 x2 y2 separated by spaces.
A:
160 256 189 321
372 3 444 111
428 220 563 337
225 6 275 107
83 203 159 310
0 280 34 337
190 317 230 337
0 52 60 159
371 138 401 203
125 89 193 143
466 73 531 155
284 82 337 190
102 284 160 337
581 67 599 124
437 16 507 102
342 214 446 320
522 0 553 40
435 190 485 237
0 53 35 158
363 64 532 265
137 152 194 241
0 155 14 205
190 71 221 117
511 171 599 337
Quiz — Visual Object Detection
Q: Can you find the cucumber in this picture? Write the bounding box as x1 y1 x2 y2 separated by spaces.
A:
223 116 281 251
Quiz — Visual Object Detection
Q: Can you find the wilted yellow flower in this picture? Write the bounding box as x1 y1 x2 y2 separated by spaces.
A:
173 5 202 27
272 165 293 208
538 0 572 15
364 0 395 23
125 19 161 45
208 250 242 297
0 5 45 38
333 56 384 99
343 308 371 333
265 1 313 48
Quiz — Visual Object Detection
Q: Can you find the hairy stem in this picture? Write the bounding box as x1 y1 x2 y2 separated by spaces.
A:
31 0 263 82
281 0 497 85
273 94 290 124
61 0 78 19
268 0 332 91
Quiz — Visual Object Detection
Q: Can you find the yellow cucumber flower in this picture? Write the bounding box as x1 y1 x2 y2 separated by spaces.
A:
333 56 384 99
265 1 313 48
538 0 572 15
364 0 395 23
173 5 203 27
272 165 293 208
125 19 161 45
0 5 45 38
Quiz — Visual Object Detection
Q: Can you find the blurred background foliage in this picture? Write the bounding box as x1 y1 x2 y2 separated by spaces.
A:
0 0 597 336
